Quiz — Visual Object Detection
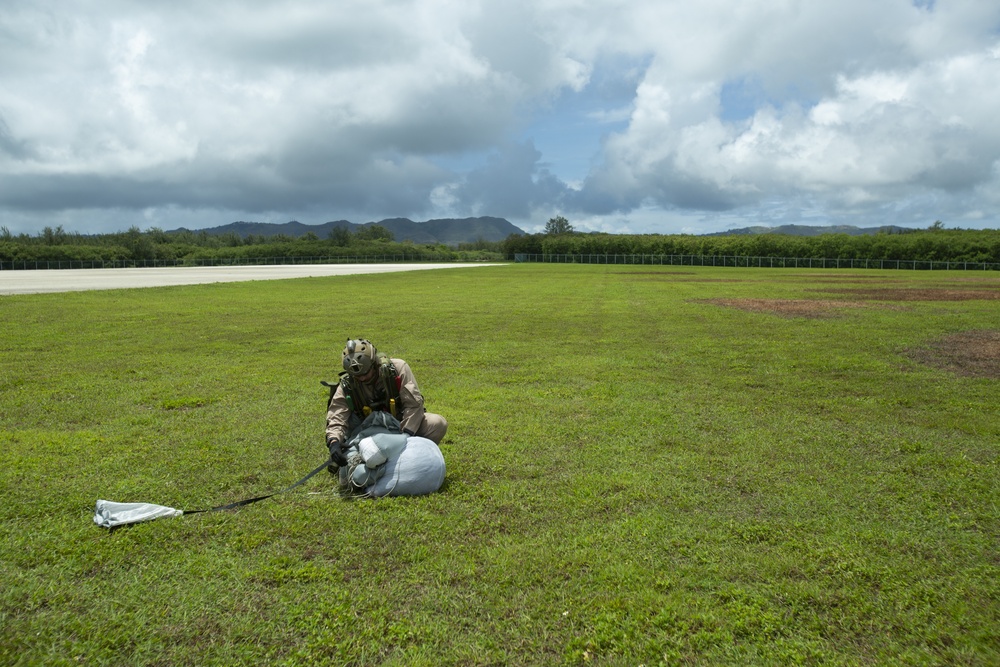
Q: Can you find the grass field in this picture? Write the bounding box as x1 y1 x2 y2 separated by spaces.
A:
1 264 998 666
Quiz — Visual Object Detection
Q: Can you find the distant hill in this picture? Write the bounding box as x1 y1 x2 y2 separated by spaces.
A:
705 224 913 237
167 216 525 245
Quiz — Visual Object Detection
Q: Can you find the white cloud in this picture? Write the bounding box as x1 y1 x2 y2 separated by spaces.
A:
1 0 999 235
586 16 1000 227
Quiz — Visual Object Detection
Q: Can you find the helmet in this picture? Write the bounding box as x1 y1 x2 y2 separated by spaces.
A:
342 338 377 376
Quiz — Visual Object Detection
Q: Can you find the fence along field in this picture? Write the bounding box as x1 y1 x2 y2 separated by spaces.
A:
0 263 997 665
513 252 1000 270
4 251 999 271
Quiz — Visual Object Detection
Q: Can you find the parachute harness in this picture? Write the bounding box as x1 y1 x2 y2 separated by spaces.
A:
324 353 402 421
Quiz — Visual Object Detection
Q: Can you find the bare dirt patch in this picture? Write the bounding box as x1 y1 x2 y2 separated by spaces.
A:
812 287 1000 301
613 271 697 275
799 278 908 285
618 272 747 282
699 298 891 318
780 274 908 283
935 276 1000 284
906 330 1000 379
667 278 747 282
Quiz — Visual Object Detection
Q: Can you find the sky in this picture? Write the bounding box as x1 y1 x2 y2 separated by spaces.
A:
2 1 999 237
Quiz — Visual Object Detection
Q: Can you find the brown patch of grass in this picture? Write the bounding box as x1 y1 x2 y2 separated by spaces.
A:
616 272 749 281
934 276 1000 284
803 280 897 285
613 271 697 275
813 287 1000 301
782 274 908 283
698 298 888 318
906 330 1000 379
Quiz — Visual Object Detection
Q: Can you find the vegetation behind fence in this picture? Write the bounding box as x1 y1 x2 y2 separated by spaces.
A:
511 253 1000 270
503 225 1000 264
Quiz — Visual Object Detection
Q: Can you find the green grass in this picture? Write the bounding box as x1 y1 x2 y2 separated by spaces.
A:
1 264 998 666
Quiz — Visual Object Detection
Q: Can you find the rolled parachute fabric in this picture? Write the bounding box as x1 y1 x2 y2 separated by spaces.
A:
363 433 408 465
358 436 388 467
339 435 446 497
368 436 446 498
93 500 183 528
337 412 444 497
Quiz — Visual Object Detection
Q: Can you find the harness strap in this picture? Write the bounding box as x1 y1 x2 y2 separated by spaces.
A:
329 356 401 421
183 456 332 515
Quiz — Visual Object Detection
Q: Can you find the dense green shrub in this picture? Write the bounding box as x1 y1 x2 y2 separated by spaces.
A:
502 228 1000 263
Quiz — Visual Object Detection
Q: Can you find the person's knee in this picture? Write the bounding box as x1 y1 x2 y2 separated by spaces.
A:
417 413 448 444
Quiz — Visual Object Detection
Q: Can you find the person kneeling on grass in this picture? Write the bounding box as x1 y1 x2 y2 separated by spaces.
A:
323 338 448 470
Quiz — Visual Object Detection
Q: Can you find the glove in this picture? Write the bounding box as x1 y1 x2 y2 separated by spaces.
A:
403 428 415 437
327 438 348 468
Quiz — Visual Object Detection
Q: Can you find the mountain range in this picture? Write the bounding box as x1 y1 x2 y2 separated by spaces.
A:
168 216 526 245
169 219 921 243
704 224 913 236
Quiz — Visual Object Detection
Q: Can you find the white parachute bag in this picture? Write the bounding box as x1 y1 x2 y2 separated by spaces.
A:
368 436 446 497
341 434 446 497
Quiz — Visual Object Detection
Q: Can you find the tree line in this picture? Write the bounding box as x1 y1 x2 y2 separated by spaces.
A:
0 224 504 264
501 220 1000 264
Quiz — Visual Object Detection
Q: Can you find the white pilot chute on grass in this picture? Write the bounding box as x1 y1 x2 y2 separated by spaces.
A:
92 457 333 529
93 500 183 528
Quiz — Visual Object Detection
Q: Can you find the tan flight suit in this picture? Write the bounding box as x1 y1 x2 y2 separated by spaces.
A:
325 358 448 446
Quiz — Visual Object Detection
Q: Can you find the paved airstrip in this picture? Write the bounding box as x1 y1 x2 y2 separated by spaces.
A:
0 263 502 295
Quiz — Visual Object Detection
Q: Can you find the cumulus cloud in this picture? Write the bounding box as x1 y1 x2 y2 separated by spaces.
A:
585 42 1000 219
445 140 572 219
566 1 1000 230
0 0 998 235
1 1 543 219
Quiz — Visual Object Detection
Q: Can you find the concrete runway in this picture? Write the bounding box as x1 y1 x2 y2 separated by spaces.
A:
0 263 501 295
